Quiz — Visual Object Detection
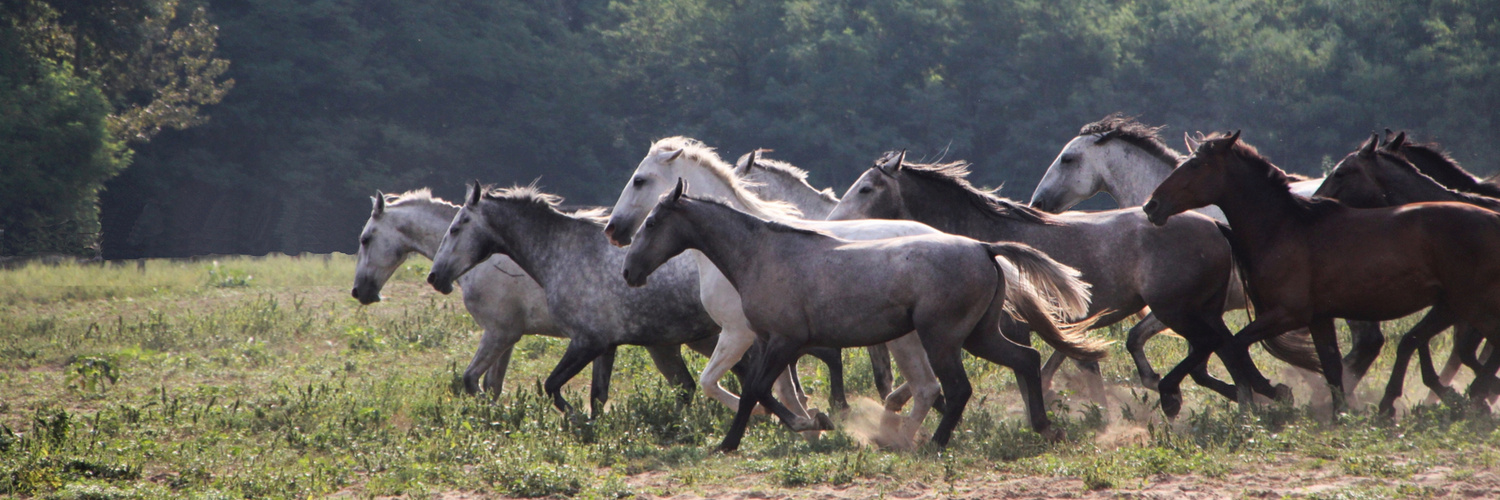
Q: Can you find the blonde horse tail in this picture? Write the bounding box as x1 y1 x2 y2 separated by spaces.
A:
984 242 1112 362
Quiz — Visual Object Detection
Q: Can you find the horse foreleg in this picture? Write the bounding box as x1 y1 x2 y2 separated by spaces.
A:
866 343 895 399
717 337 816 453
961 325 1057 442
886 333 940 448
1343 320 1384 389
543 341 610 416
1308 318 1349 412
698 328 758 413
1425 334 1469 404
589 346 617 419
1378 307 1454 416
464 326 520 396
1039 350 1066 393
803 347 849 410
645 344 697 402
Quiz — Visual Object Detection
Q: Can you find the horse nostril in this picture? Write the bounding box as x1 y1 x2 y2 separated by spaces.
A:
351 287 358 298
604 223 616 237
622 268 630 281
426 273 437 285
1143 199 1159 213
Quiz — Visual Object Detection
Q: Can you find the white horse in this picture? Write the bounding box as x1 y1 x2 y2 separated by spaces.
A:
352 189 698 402
604 138 944 439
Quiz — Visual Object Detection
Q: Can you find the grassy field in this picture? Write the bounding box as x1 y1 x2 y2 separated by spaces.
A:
1 255 1497 499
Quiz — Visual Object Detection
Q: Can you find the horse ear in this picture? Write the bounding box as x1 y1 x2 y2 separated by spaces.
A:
1183 132 1202 152
1359 133 1379 157
466 180 482 206
665 149 685 162
669 177 688 203
878 150 906 174
1384 131 1407 152
373 191 385 215
736 150 758 174
1226 130 1241 148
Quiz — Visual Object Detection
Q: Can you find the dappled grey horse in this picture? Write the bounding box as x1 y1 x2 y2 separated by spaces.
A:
623 180 1101 451
426 183 725 418
830 152 1313 418
353 189 704 403
1026 115 1385 390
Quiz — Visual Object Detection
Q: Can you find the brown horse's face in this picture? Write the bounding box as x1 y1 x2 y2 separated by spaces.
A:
1143 137 1236 226
827 167 905 221
1315 153 1388 208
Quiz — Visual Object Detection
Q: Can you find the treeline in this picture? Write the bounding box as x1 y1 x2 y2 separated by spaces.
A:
4 0 1496 258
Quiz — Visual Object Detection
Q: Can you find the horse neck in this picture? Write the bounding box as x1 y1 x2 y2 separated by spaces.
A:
904 176 1031 240
1100 142 1176 207
391 202 459 259
480 204 599 287
1375 159 1467 205
1211 160 1308 255
747 173 836 219
678 201 780 289
1405 148 1480 192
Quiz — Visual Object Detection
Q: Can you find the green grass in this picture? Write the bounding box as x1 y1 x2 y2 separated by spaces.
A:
0 255 1497 498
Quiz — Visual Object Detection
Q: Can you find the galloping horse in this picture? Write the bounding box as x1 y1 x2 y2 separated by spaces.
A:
829 152 1304 418
426 184 725 418
1316 134 1499 405
1027 114 1379 389
622 180 1100 451
1144 131 1500 414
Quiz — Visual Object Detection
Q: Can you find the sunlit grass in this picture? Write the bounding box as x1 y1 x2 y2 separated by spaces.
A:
0 255 1496 498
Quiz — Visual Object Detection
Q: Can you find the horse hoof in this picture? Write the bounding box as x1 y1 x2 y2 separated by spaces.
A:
713 444 738 455
1376 401 1397 419
814 411 835 431
1141 374 1162 392
1161 393 1182 420
1274 384 1295 402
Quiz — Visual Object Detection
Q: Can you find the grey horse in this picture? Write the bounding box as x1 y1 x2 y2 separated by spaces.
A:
829 152 1312 418
425 183 727 418
735 150 896 404
1026 114 1385 390
622 179 1101 452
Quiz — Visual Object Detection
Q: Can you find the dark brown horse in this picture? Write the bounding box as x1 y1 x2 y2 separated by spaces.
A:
1145 131 1500 414
1316 133 1499 405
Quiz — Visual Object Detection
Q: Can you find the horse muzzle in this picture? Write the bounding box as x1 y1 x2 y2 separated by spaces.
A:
426 271 455 294
604 222 631 247
622 266 647 287
1141 199 1170 226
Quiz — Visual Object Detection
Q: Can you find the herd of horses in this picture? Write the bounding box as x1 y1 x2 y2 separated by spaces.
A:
350 114 1499 453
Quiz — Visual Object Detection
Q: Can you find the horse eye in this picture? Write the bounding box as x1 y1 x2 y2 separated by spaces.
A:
633 177 647 188
858 186 873 194
645 218 657 229
1060 156 1076 164
360 235 372 246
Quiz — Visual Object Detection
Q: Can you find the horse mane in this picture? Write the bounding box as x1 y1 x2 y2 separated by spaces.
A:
1396 139 1500 198
684 195 832 237
648 137 803 219
896 158 1057 225
1201 132 1340 217
481 184 610 226
734 150 840 202
1078 113 1184 166
1373 149 1500 209
385 188 458 209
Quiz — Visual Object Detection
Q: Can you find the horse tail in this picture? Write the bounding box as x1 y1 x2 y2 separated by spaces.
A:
983 242 1112 362
1215 222 1323 374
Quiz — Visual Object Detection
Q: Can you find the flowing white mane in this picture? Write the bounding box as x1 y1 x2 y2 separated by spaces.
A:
648 137 803 220
385 188 458 209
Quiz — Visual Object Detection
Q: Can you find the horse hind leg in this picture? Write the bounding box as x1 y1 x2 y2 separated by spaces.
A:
644 344 697 403
1125 313 1170 390
866 343 895 400
882 332 941 449
803 346 850 410
589 346 618 419
542 340 611 416
960 308 1059 441
1377 306 1455 416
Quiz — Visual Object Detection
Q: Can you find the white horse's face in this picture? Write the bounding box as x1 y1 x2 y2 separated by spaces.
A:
351 203 414 304
1029 135 1109 213
605 149 682 246
429 188 500 295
